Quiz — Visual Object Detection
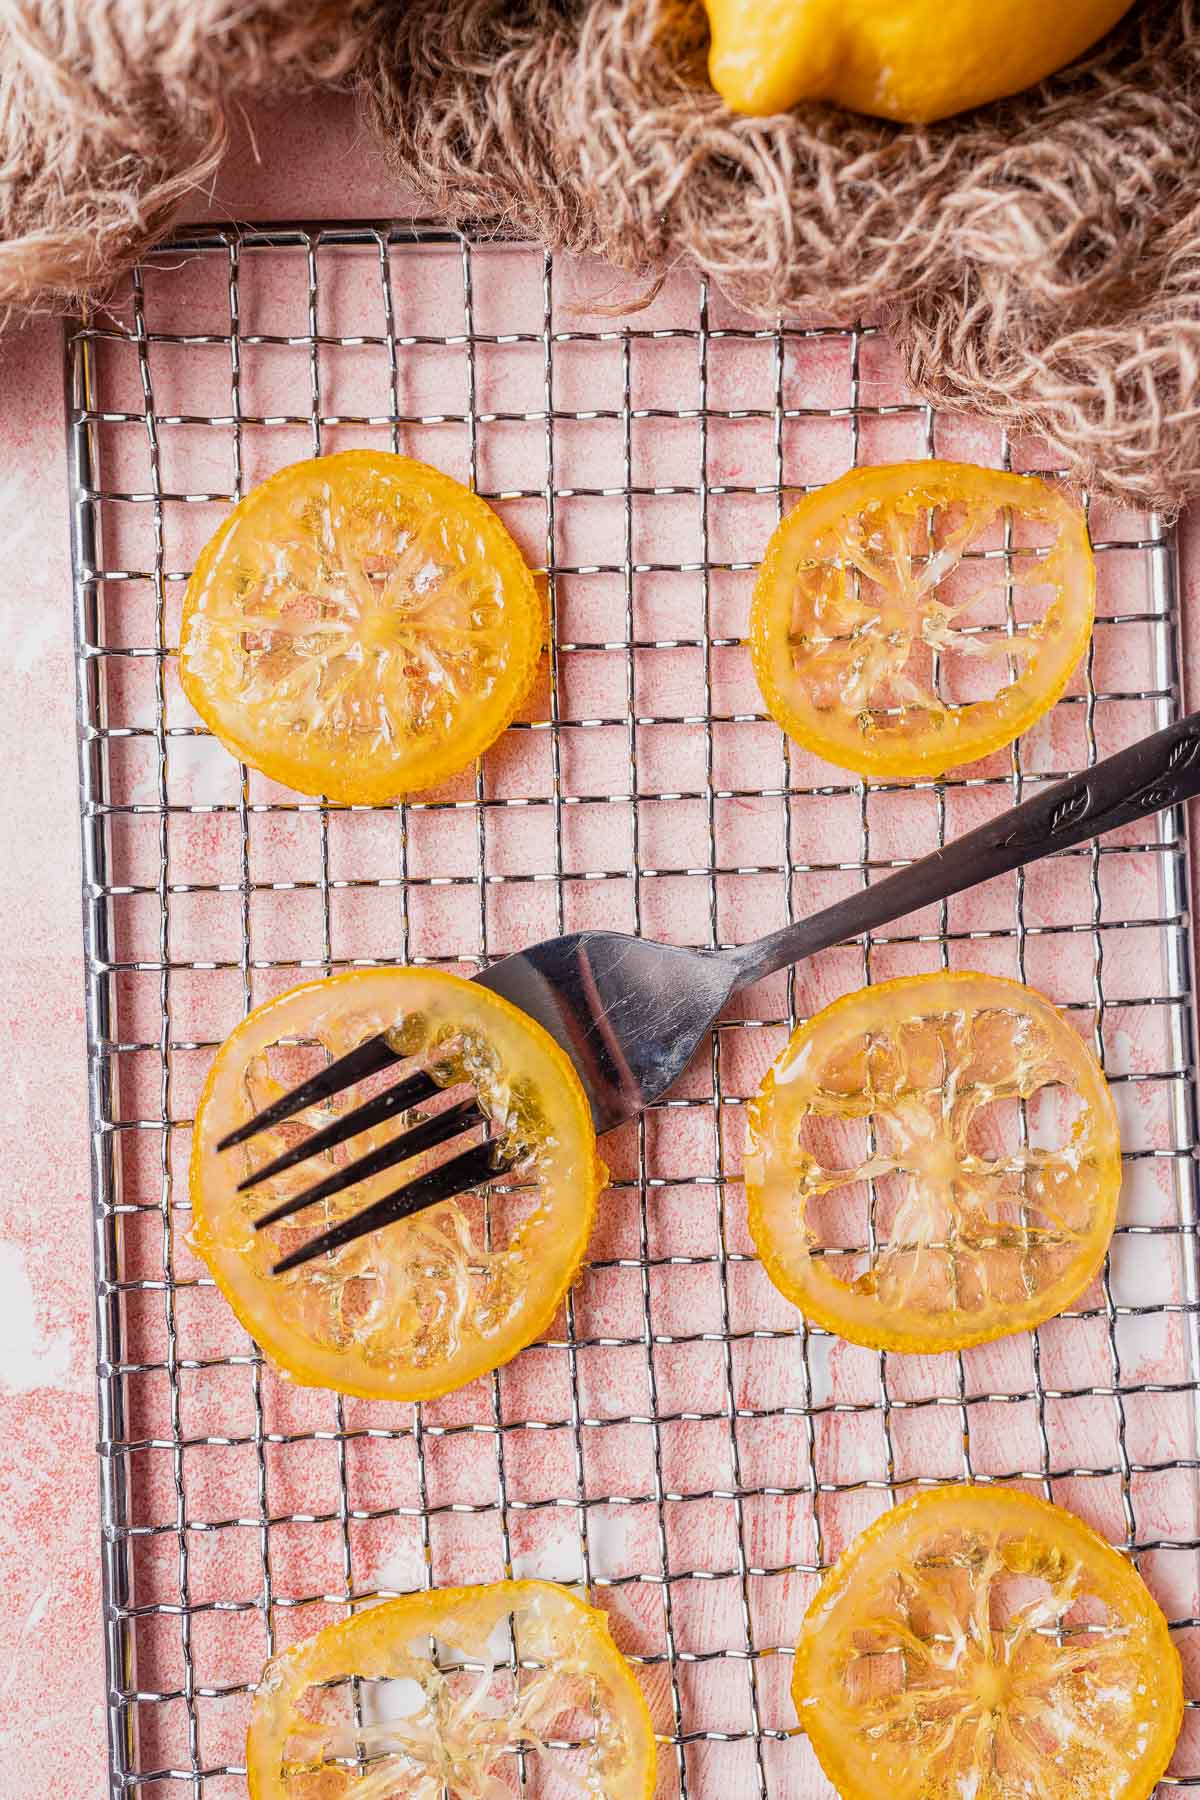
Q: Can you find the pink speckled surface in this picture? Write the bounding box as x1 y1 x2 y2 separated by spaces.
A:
6 88 1200 1800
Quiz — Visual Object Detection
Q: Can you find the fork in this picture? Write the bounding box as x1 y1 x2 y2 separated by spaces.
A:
223 710 1200 1273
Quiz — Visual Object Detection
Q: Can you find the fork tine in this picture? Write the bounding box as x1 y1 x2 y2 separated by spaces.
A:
272 1139 510 1275
253 1096 485 1231
216 1034 425 1152
237 1073 459 1194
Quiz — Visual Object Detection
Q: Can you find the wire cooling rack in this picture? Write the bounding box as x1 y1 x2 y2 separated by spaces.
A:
65 221 1200 1797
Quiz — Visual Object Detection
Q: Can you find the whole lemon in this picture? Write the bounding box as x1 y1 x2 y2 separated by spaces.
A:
704 0 1135 122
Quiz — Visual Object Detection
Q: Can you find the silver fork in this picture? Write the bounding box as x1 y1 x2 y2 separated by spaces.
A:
223 710 1200 1272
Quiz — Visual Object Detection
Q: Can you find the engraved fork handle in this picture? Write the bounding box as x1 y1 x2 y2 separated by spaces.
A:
730 711 1200 990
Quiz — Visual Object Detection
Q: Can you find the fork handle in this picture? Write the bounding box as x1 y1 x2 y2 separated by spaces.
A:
729 709 1200 990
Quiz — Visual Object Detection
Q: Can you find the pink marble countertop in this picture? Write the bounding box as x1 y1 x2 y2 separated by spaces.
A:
5 89 1200 1800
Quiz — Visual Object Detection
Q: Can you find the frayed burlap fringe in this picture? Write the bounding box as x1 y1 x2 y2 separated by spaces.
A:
359 0 1200 510
0 0 366 319
6 0 1200 507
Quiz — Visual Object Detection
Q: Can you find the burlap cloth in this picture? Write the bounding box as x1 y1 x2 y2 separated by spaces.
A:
4 0 1199 508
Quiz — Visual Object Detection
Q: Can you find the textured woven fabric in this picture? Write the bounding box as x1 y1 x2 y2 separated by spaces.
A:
360 0 1200 508
5 0 1200 505
0 0 364 318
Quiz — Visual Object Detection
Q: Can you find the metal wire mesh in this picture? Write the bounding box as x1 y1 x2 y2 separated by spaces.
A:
64 220 1200 1797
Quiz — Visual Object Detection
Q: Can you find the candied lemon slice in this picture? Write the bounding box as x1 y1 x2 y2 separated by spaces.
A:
179 450 543 801
794 1485 1182 1800
749 460 1094 777
247 1580 656 1800
189 969 603 1400
745 971 1120 1352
